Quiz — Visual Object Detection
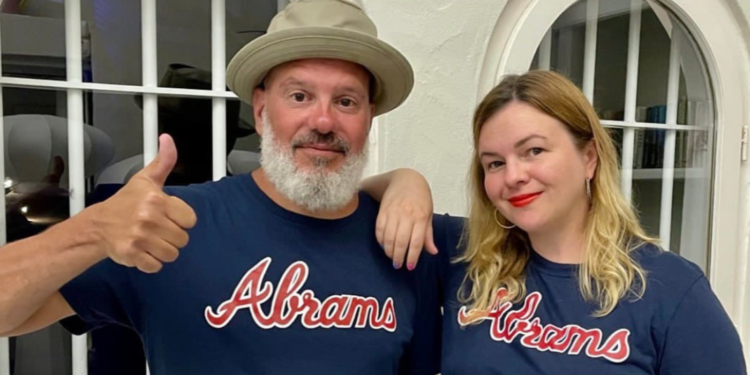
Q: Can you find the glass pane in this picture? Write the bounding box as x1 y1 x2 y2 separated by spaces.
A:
226 0 276 75
91 92 144 187
1 88 149 374
2 87 73 374
157 0 210 88
1 0 277 87
231 100 261 173
3 88 72 235
154 0 277 90
1 0 143 85
225 0 269 157
534 0 715 273
2 3 71 81
93 94 259 189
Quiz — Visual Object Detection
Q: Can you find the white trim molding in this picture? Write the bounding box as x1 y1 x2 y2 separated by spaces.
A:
661 0 750 348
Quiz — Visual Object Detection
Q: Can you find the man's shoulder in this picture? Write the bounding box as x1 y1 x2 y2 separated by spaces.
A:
164 174 251 205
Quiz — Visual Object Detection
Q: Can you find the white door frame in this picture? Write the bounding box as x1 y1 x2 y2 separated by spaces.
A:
475 0 750 345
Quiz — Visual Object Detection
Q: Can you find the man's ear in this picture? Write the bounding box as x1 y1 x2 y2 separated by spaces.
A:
252 87 266 136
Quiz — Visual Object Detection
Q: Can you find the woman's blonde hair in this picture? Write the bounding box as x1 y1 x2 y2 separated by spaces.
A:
458 70 656 318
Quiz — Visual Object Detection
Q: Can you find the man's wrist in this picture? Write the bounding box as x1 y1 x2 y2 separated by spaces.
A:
48 205 110 262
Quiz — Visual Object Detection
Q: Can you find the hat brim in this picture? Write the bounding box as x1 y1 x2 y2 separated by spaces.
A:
226 26 413 116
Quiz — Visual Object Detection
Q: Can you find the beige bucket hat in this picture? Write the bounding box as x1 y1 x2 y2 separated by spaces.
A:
226 0 414 116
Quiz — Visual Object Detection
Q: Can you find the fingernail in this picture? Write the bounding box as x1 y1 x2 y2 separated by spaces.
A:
393 262 400 269
407 263 415 271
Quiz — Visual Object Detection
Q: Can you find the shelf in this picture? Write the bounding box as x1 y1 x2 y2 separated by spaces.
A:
631 168 706 180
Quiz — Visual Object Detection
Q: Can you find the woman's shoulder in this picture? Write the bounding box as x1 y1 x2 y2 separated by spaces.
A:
631 242 706 297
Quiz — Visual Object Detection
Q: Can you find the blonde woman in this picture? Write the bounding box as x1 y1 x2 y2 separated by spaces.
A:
368 70 746 374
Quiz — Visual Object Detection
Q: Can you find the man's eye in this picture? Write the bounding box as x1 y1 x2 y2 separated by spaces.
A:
292 93 305 102
340 98 354 107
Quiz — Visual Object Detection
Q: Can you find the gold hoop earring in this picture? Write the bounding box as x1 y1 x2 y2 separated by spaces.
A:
586 178 592 204
494 210 516 229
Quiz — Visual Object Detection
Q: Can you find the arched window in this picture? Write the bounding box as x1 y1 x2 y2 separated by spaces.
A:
530 0 714 272
476 0 750 337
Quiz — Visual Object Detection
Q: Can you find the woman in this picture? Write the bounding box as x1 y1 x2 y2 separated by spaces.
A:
368 70 747 374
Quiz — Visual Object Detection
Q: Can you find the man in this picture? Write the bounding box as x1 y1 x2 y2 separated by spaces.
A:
0 0 441 374
85 63 255 375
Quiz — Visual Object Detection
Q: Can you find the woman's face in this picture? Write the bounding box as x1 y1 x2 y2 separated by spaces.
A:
479 100 597 236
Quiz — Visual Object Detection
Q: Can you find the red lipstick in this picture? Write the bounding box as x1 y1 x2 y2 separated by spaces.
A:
508 192 541 207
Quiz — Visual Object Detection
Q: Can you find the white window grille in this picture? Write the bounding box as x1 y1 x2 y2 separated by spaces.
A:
531 0 714 266
0 0 255 373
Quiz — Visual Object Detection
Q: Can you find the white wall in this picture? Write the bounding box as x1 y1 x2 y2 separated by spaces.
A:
733 0 750 41
364 0 507 215
729 0 750 355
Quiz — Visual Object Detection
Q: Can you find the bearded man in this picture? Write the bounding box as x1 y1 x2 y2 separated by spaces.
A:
0 1 443 374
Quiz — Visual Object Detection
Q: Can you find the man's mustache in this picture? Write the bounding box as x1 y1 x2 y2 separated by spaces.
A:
291 131 350 154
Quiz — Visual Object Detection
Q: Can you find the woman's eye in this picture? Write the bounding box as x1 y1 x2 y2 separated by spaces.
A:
529 147 543 156
488 161 504 169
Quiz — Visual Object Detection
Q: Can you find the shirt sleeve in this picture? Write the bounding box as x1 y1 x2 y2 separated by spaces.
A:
398 213 466 375
658 276 747 375
59 257 141 335
59 185 203 335
398 250 442 375
60 183 138 335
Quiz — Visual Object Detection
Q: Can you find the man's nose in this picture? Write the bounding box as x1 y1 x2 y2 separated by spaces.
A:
310 101 335 134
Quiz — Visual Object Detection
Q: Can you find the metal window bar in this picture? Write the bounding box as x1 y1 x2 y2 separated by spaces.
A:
142 2 157 373
143 0 159 164
0 77 238 98
0 6 8 375
582 0 599 102
64 0 88 374
601 120 702 132
212 0 227 181
620 0 643 201
659 30 682 251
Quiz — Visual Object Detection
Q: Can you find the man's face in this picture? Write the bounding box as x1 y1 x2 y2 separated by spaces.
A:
253 58 374 173
252 58 375 212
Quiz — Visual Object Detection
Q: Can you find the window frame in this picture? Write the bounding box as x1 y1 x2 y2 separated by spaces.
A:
0 0 262 373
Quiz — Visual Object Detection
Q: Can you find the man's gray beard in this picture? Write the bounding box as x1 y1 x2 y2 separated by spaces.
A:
259 111 369 213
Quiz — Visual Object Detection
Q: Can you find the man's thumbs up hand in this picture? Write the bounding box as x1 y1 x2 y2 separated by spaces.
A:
135 133 178 188
87 134 197 273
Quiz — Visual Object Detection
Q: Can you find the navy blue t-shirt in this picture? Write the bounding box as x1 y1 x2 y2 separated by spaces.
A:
60 174 441 375
433 214 746 375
